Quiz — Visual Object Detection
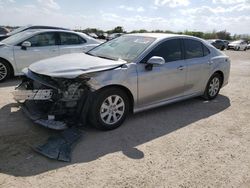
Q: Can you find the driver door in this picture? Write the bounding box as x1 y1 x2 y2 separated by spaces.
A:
13 32 59 72
137 39 187 107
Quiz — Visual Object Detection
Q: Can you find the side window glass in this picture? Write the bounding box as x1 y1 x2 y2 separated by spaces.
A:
147 39 182 63
203 45 210 56
184 39 203 59
60 33 86 45
27 33 56 47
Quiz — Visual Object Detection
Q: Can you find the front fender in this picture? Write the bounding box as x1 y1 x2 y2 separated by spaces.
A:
87 63 138 105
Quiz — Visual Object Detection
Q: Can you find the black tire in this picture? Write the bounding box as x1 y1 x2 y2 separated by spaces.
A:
244 47 247 51
89 87 130 130
0 60 11 82
203 73 222 100
220 46 225 51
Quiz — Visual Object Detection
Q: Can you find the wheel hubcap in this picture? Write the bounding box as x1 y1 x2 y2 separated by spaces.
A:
209 77 220 97
100 95 125 125
0 62 7 81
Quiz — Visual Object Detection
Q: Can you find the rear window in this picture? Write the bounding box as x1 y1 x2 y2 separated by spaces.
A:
184 39 210 59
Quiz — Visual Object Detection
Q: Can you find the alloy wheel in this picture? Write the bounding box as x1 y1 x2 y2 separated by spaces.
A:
100 95 125 125
208 77 220 97
0 62 7 81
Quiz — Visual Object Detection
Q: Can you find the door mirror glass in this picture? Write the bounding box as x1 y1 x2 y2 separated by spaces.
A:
21 41 31 47
147 56 165 65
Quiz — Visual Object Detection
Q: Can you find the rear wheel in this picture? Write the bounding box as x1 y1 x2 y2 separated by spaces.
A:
203 73 222 100
220 46 225 51
0 60 11 82
89 88 130 130
235 46 240 51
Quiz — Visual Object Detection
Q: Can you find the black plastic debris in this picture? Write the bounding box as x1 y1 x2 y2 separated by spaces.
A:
34 128 82 162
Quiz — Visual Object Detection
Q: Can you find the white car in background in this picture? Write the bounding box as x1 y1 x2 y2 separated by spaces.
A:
247 43 250 50
227 40 248 51
0 29 102 82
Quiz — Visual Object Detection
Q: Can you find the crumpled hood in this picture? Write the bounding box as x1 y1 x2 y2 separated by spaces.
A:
28 53 126 79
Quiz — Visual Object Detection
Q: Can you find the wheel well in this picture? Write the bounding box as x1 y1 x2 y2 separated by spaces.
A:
0 57 14 77
214 71 224 86
97 85 134 113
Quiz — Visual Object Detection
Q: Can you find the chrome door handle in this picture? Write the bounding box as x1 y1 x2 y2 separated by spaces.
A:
178 66 185 70
208 61 213 65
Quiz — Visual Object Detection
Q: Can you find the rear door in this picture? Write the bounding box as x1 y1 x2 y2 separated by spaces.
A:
58 32 87 55
137 39 187 106
183 39 211 95
13 32 59 72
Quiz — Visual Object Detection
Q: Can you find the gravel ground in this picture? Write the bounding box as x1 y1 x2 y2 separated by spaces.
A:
0 50 250 188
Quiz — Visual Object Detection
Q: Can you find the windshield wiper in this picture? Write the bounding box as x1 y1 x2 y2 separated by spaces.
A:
86 52 118 61
96 55 117 61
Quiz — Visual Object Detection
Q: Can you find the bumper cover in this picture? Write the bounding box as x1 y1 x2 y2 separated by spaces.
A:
21 101 68 130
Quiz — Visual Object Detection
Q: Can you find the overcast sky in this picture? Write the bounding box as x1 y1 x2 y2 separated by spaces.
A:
0 0 250 34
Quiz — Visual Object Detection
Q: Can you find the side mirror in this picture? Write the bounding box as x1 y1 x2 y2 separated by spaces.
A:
145 56 165 71
21 41 31 50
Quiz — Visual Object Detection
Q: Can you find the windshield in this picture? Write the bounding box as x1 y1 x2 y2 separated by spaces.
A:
88 35 155 62
7 25 30 36
1 30 33 45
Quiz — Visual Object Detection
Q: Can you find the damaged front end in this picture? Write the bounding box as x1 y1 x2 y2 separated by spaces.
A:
13 69 93 130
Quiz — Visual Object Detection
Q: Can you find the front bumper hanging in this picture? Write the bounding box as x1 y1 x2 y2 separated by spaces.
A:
12 76 94 161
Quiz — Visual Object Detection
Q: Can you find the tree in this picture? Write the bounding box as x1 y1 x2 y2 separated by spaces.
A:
107 26 125 34
216 30 231 40
131 29 148 33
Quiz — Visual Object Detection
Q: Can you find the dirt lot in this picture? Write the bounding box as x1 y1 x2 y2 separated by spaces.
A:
0 50 250 188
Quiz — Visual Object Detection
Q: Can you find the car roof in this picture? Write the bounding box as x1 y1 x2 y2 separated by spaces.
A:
21 29 80 35
126 33 198 40
27 25 69 30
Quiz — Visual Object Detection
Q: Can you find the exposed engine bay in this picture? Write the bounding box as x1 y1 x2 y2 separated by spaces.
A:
12 70 93 130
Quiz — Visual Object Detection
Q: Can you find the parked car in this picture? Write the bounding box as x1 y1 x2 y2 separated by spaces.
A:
223 40 229 49
97 33 108 40
0 27 10 35
227 40 248 51
0 29 102 82
13 33 230 131
247 43 250 50
208 39 226 50
87 33 98 39
107 33 124 41
0 25 70 41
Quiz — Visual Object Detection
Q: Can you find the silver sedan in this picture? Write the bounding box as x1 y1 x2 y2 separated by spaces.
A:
13 33 230 130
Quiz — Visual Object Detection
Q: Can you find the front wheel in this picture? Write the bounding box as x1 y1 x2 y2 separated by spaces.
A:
89 88 130 130
203 73 222 100
0 61 11 82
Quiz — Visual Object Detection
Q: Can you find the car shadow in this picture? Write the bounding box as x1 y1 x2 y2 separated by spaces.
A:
0 77 21 88
0 95 230 177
